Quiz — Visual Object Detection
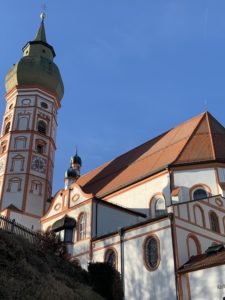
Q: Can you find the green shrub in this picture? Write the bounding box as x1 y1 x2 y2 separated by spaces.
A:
88 262 124 300
40 231 67 257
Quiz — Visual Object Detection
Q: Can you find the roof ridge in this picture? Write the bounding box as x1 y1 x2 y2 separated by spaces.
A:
205 112 216 160
171 112 206 165
80 113 206 181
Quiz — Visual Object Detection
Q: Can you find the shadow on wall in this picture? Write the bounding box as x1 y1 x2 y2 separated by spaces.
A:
187 267 225 300
124 229 177 300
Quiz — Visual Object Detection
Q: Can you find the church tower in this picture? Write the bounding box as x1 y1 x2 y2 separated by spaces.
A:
0 14 64 228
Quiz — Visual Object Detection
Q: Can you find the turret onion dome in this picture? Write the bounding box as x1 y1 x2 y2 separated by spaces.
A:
71 154 82 167
65 167 78 179
5 14 64 100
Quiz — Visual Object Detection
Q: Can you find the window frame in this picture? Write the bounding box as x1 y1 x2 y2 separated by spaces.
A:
209 211 220 233
77 212 86 241
104 248 118 269
149 193 167 218
190 184 211 201
37 120 47 135
143 234 160 271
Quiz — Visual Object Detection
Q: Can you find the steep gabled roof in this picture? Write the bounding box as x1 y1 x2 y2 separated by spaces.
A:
77 112 225 197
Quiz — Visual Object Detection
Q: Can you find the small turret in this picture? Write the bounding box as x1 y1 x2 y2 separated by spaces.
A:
64 151 82 189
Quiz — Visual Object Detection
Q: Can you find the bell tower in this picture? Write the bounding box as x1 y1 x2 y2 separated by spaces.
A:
0 13 64 229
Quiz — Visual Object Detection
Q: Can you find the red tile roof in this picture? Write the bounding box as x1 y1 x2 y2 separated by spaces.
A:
178 247 225 273
77 112 225 197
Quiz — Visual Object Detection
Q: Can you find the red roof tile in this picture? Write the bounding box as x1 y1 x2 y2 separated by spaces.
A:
77 112 225 197
178 248 225 273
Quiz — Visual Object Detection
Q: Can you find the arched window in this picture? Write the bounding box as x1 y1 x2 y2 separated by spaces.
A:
209 211 220 233
30 180 42 196
149 194 166 218
193 188 208 200
4 122 10 135
37 120 47 135
155 197 166 217
105 248 117 269
194 205 205 227
77 213 85 241
187 234 201 258
35 139 46 154
143 235 160 271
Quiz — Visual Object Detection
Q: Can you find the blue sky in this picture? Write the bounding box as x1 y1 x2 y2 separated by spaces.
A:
0 1 225 193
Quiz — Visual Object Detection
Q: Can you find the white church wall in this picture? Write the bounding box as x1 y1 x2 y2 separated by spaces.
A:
175 218 225 266
94 202 144 237
187 265 225 300
1 174 25 210
42 200 92 265
173 168 218 202
25 177 45 217
92 218 176 300
218 168 225 182
175 196 225 235
105 172 170 216
10 211 40 230
123 226 176 300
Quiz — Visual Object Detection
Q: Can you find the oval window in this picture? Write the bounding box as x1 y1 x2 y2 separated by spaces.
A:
144 236 160 270
22 99 31 106
41 102 48 109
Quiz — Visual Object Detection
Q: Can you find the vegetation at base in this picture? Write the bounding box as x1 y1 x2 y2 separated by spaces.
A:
0 230 103 300
88 262 124 300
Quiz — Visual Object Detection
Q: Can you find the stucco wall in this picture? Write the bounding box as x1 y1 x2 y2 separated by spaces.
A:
93 218 177 300
188 265 225 300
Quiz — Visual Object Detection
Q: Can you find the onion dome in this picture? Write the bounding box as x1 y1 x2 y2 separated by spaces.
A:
5 13 64 100
70 154 82 167
65 167 78 179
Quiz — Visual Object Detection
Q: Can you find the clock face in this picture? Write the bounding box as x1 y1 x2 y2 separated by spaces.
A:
31 155 47 174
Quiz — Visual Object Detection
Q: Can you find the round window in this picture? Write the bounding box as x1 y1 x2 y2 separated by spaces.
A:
41 102 48 109
144 236 160 270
